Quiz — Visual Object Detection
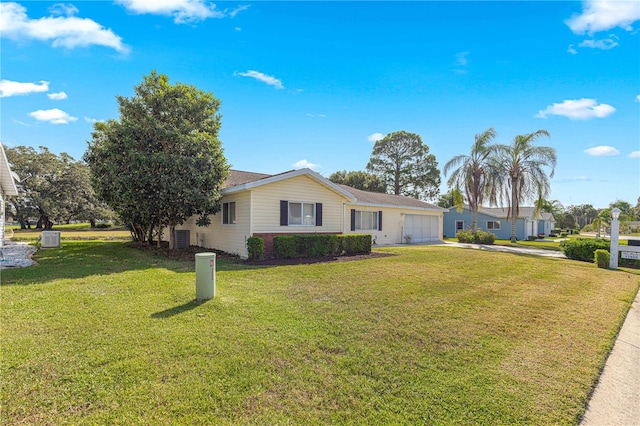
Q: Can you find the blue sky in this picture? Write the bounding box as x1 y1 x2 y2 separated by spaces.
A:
1 0 638 209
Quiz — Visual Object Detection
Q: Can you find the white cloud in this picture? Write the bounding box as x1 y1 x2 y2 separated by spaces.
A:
635 94 640 102
235 26 242 31
567 44 578 54
0 79 49 97
629 150 640 158
47 91 67 100
584 145 620 156
116 0 248 23
566 0 640 34
578 36 619 50
535 98 616 120
306 113 326 118
84 117 102 123
0 2 129 53
368 132 384 142
293 159 319 171
228 5 251 18
455 51 469 66
29 108 77 124
235 70 284 90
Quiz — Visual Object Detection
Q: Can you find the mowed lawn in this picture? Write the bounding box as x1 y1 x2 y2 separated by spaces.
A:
1 242 638 425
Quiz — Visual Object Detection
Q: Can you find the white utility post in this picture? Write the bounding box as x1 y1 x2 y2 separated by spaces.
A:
609 208 621 269
195 252 216 300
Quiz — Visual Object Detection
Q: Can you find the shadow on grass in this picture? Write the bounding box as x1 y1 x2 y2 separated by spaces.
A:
150 299 209 318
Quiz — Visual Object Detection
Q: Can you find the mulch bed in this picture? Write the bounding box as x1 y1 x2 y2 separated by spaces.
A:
128 242 395 265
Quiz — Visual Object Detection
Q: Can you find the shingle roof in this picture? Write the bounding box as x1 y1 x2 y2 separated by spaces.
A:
339 185 445 210
454 205 554 220
223 170 272 188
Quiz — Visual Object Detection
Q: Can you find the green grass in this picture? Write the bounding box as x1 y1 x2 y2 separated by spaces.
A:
1 242 638 425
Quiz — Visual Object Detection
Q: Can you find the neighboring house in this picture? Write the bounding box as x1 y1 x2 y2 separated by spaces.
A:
170 168 446 258
0 143 19 247
443 205 555 240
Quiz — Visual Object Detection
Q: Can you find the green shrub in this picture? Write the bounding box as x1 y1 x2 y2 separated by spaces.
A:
95 223 112 229
475 230 495 244
273 236 297 259
560 232 568 237
594 249 609 268
338 234 372 255
456 230 495 245
273 234 371 258
560 238 610 262
456 230 474 243
246 236 264 260
527 236 537 241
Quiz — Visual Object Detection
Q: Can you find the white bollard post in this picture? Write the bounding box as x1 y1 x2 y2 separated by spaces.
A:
195 252 216 300
609 208 621 270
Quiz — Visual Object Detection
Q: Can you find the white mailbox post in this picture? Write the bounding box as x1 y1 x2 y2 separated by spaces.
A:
195 252 216 300
609 208 621 269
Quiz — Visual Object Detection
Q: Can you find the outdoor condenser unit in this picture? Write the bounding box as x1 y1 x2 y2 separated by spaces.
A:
41 231 61 248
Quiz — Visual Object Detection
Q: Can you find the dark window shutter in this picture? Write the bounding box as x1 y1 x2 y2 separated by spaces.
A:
378 211 383 231
350 209 356 231
316 203 323 226
280 200 288 226
223 203 229 224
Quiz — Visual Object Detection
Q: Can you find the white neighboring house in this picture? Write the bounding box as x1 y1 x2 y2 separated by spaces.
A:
1 143 19 247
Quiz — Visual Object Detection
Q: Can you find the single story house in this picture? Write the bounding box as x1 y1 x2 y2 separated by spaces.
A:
1 143 19 247
443 205 555 241
170 168 447 258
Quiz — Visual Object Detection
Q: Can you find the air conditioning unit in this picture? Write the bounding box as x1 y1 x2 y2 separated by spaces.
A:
41 231 61 248
175 230 190 249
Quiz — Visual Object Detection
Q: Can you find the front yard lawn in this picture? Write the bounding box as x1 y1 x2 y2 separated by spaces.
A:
1 242 638 424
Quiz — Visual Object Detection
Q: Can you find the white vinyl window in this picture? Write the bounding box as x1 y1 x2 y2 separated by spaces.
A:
289 202 315 226
355 211 379 230
487 220 500 230
222 202 236 225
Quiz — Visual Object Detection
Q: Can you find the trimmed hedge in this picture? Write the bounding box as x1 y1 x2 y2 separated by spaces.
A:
560 238 610 262
246 236 264 260
456 230 496 245
273 234 371 259
594 249 609 269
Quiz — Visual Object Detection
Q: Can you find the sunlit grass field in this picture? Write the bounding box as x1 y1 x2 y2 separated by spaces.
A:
1 241 638 424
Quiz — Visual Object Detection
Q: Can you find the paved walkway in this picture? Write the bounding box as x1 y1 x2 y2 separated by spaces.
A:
580 290 640 426
438 240 567 258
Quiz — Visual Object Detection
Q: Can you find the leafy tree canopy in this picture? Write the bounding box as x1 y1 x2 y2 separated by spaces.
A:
5 146 109 230
366 130 441 201
328 170 387 193
84 71 229 248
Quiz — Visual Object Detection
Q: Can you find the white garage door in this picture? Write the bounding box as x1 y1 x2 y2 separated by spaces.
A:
404 214 439 243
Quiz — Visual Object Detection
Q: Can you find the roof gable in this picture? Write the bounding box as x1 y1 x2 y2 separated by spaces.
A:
0 143 19 196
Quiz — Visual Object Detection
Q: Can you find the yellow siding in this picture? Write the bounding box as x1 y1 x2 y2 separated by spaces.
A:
174 191 252 258
344 204 444 246
252 175 348 233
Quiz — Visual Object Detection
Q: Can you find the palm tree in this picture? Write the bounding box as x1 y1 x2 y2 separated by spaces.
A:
444 128 500 232
497 130 556 243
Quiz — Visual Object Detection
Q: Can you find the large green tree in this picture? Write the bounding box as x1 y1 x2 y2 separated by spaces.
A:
6 146 105 230
328 170 387 193
84 71 229 249
496 130 556 242
443 128 500 232
567 204 598 230
366 130 440 200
